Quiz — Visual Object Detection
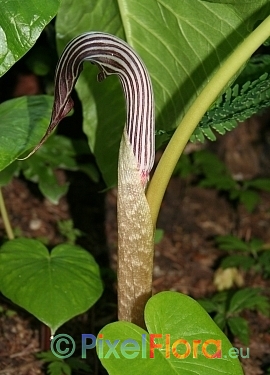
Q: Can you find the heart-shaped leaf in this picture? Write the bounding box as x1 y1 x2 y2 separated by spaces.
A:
0 0 60 76
0 95 53 172
0 238 103 334
98 292 243 374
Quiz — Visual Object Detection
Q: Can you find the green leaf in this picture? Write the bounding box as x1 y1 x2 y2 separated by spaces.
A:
200 175 236 190
0 96 53 172
228 289 252 313
227 316 249 346
249 238 264 253
244 178 270 192
38 167 69 205
36 351 62 363
48 361 71 375
0 161 19 186
0 0 60 76
32 135 78 170
98 292 243 375
193 151 227 175
19 135 91 202
154 229 164 244
56 0 270 186
78 163 100 183
238 189 259 212
213 313 227 331
215 235 249 252
197 299 218 313
66 358 91 373
221 255 255 270
211 290 230 305
0 239 103 334
228 288 270 315
57 220 84 245
258 251 270 277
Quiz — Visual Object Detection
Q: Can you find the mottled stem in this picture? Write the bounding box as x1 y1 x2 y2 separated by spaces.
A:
118 131 154 327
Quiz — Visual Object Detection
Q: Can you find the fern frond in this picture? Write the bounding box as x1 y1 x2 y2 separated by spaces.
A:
155 55 270 146
190 72 270 142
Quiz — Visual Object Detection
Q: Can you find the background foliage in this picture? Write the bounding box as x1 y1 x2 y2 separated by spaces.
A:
56 0 270 186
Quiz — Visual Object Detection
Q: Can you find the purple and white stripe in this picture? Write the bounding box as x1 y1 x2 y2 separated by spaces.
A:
49 31 155 185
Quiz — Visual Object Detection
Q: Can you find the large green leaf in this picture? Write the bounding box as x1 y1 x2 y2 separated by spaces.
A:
56 0 270 186
98 292 243 374
0 239 103 334
0 0 60 77
0 95 53 172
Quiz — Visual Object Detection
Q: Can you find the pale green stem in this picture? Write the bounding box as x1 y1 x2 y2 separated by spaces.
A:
147 15 270 227
0 187 14 240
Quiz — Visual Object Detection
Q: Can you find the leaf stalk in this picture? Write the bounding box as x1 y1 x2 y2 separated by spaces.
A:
0 187 14 240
